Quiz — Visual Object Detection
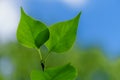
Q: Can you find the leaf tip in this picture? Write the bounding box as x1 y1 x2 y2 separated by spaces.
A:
76 11 82 19
20 7 23 12
20 7 26 15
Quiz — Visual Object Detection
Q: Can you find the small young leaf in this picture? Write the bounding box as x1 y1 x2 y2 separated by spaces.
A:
31 64 77 80
45 12 81 53
17 8 49 48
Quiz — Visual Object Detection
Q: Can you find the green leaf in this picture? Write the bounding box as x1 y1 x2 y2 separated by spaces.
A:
17 8 49 48
45 12 81 53
31 64 77 80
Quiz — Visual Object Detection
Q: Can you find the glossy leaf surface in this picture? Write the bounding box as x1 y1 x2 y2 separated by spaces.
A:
46 12 81 53
17 8 49 48
31 64 77 80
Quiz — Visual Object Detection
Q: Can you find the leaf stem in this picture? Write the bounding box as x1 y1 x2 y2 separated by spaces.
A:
36 48 43 60
36 48 45 71
45 51 52 62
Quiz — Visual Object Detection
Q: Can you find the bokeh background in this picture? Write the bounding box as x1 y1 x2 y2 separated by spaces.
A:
0 0 120 80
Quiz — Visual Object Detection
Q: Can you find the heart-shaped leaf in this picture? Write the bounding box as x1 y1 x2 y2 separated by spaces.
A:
17 8 49 48
45 12 81 53
31 64 77 80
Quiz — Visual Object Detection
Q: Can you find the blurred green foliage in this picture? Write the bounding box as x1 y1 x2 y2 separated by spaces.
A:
0 42 120 80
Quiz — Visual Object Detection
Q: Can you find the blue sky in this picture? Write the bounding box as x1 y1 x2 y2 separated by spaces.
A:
0 0 120 59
